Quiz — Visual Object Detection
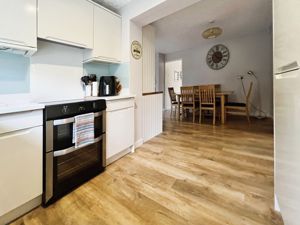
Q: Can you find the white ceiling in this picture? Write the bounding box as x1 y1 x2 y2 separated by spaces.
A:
92 0 133 12
151 0 272 54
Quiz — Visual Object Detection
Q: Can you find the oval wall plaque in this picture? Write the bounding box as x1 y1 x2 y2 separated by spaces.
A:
131 41 142 60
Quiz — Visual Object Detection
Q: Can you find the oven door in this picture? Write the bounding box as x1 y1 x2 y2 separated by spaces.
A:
50 112 104 152
52 135 105 199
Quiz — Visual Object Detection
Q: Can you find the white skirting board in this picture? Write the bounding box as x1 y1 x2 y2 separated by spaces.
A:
275 194 281 212
142 93 163 142
106 146 134 166
135 139 144 148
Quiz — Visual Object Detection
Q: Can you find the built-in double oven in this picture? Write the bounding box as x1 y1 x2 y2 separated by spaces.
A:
43 99 106 206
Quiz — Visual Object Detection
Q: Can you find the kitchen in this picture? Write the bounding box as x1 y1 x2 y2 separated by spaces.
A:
0 0 137 224
0 0 300 225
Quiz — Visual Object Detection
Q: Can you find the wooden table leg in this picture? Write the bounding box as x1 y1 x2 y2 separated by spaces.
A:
221 95 225 124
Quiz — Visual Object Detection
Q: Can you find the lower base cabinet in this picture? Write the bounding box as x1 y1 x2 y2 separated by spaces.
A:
0 110 43 224
106 98 135 165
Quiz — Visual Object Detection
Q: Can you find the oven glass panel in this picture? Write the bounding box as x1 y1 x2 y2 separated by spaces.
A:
53 123 73 151
55 141 102 183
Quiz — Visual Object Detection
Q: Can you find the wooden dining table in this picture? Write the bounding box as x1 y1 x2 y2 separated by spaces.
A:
175 91 232 124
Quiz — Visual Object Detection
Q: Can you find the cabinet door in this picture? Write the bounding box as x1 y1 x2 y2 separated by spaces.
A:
94 6 121 61
38 0 93 49
273 0 300 71
106 107 134 159
0 126 42 216
0 0 36 48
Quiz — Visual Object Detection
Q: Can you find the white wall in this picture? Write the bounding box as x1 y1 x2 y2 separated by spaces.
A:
165 60 182 110
142 25 156 93
30 41 84 102
120 0 205 146
129 21 144 147
165 30 273 117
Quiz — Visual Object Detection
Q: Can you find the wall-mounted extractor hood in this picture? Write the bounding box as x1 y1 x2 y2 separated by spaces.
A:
0 41 37 57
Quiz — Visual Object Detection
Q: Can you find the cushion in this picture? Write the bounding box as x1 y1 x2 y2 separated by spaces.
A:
225 102 246 107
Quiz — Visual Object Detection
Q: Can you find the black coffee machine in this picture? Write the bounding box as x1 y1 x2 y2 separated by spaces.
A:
99 76 116 96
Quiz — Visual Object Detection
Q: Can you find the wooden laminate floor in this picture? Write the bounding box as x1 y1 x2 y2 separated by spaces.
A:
11 114 283 225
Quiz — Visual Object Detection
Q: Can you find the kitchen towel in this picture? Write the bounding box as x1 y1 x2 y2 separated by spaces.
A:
73 113 95 148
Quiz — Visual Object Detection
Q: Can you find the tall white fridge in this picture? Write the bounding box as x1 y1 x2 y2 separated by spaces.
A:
274 0 300 224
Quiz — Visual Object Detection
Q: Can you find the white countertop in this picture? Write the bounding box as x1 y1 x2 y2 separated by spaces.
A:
0 103 45 115
85 95 135 101
0 94 134 115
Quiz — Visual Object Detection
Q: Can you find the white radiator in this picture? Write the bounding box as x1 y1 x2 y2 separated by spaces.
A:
142 93 163 142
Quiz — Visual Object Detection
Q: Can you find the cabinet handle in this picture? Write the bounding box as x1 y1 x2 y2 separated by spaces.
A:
0 37 27 46
0 128 32 140
45 36 87 48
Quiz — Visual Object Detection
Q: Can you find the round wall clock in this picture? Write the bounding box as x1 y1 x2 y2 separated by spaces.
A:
131 41 142 60
206 44 230 70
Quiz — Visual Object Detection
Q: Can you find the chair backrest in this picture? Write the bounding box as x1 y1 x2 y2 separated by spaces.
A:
168 87 177 103
199 85 216 105
181 86 195 106
246 82 253 105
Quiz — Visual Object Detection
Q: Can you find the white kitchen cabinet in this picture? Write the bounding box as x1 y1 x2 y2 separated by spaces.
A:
0 110 42 222
84 4 122 63
0 0 37 55
105 98 134 165
38 0 93 49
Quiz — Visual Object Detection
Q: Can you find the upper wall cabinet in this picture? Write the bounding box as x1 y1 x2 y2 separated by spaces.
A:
0 0 37 56
84 5 122 63
38 0 93 49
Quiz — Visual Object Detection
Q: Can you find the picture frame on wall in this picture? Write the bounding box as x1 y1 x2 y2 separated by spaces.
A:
174 71 182 81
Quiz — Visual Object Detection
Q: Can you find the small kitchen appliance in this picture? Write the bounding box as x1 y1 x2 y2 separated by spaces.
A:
99 76 116 96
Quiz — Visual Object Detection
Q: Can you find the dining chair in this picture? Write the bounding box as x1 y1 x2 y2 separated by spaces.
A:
168 87 179 117
180 86 199 122
199 85 217 125
225 82 253 123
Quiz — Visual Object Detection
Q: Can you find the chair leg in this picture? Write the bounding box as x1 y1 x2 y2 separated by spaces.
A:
193 109 195 123
213 109 216 125
199 109 202 123
174 105 176 118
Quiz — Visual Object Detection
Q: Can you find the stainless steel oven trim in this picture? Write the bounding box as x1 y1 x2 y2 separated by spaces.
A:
53 135 103 157
102 110 106 133
102 133 106 167
46 121 53 153
53 112 103 126
45 151 53 203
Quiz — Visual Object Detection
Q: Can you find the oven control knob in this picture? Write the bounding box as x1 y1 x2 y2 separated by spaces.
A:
62 106 69 114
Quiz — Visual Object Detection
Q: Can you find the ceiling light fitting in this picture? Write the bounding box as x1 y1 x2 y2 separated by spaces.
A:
202 27 223 39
